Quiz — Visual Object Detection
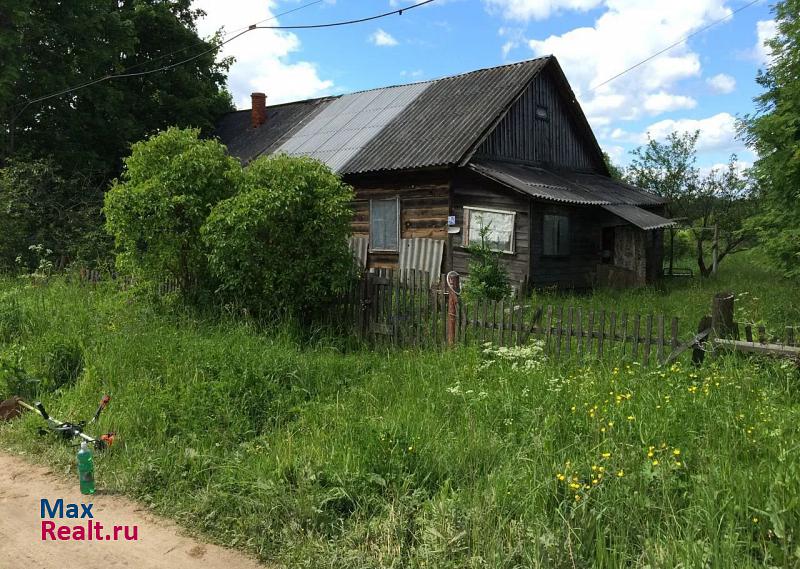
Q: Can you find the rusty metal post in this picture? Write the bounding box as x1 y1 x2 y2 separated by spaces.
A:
446 272 460 347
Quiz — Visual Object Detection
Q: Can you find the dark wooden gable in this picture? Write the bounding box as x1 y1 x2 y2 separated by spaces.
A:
473 65 606 174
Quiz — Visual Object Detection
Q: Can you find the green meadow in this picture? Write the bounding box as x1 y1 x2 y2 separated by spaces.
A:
1 253 798 568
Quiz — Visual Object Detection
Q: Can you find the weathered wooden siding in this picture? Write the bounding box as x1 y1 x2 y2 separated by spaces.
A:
475 68 604 173
346 171 449 270
451 170 531 285
530 203 608 288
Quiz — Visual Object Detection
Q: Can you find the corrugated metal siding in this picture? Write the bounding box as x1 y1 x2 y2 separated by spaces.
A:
348 236 369 268
398 238 444 287
475 70 602 172
470 160 666 206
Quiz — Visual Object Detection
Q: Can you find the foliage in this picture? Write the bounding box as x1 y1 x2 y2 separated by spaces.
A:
462 225 512 302
0 1 233 273
739 0 800 278
603 151 623 180
202 154 356 317
0 0 232 174
1 276 799 567
626 132 757 277
104 128 242 297
0 159 111 270
478 339 546 372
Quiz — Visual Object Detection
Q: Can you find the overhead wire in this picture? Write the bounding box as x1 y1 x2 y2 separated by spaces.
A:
11 0 435 116
590 0 762 91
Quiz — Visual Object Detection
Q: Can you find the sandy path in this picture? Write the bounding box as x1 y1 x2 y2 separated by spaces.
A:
0 452 269 569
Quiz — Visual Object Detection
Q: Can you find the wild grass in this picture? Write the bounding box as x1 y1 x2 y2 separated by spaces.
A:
0 261 799 568
531 250 800 338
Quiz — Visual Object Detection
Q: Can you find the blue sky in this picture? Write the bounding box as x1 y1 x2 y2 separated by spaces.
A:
194 0 779 171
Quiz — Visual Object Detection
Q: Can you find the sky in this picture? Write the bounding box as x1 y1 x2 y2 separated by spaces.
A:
193 0 780 172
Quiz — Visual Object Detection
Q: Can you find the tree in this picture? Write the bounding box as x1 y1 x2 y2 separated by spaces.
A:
626 132 756 277
1 0 233 174
0 159 110 270
739 0 800 278
603 151 624 180
202 155 356 318
104 128 242 296
0 1 233 268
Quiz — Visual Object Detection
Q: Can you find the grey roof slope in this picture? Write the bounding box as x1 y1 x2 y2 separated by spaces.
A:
213 97 333 165
215 57 550 174
602 204 676 230
470 159 667 207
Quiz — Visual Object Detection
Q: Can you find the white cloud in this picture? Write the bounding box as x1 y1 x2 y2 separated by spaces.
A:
754 19 777 66
193 0 334 108
706 73 736 94
370 28 399 47
643 92 697 114
528 0 731 124
485 0 603 21
643 112 740 152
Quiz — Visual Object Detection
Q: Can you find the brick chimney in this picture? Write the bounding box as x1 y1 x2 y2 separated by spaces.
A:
251 92 267 128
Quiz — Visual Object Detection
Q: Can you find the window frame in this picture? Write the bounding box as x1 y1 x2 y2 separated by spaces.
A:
463 206 517 254
369 196 401 253
542 213 570 257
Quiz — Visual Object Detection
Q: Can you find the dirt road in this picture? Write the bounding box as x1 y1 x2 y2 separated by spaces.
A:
0 452 268 569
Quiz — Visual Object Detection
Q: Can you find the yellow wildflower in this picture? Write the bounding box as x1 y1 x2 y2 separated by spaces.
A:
601 452 611 459
616 470 624 477
652 460 659 466
672 448 681 456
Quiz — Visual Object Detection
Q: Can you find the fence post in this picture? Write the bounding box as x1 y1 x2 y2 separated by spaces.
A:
446 272 460 347
711 291 735 339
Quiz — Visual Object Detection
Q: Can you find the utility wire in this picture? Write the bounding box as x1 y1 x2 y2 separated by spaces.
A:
11 0 435 116
590 0 762 91
115 0 325 76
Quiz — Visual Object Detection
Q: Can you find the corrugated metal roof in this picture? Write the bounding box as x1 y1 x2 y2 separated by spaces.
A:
602 204 676 230
212 97 333 165
342 58 549 174
470 159 667 207
274 82 431 173
216 57 551 174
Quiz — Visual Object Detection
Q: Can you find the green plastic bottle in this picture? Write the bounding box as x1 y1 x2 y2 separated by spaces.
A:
77 441 95 495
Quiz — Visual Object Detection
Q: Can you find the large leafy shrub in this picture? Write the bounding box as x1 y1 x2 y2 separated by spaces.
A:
104 127 242 297
202 154 356 317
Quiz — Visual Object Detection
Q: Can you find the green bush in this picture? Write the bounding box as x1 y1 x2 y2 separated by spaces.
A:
104 127 242 298
202 154 356 317
462 227 511 302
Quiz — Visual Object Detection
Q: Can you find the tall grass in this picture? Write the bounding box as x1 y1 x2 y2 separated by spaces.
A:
0 265 799 568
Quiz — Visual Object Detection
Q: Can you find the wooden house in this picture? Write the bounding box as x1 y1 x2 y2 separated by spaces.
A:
215 56 673 289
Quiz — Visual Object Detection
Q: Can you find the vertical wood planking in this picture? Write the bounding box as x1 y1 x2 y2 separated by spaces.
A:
656 315 665 363
598 310 606 359
586 309 595 359
632 315 641 361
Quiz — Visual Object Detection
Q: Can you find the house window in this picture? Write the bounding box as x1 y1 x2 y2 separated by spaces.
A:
543 214 570 256
370 198 399 252
464 207 516 253
535 105 549 120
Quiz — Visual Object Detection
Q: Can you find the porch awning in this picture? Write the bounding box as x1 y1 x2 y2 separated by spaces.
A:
601 204 676 231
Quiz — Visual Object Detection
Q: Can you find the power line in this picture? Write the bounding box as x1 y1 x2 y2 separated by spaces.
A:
590 0 762 91
11 0 435 116
116 0 325 76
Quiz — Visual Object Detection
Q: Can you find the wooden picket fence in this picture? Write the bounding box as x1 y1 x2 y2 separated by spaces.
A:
323 269 689 366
